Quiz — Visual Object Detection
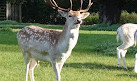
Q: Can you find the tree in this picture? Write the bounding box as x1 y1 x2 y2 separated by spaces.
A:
95 0 137 25
22 0 63 24
95 0 124 25
7 0 26 4
6 0 26 22
123 0 137 13
22 0 96 24
22 0 80 24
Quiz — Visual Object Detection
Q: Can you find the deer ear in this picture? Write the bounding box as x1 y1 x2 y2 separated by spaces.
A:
81 12 90 19
58 10 68 18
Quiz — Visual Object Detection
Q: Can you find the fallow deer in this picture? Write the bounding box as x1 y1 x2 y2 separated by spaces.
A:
17 0 93 81
116 23 137 71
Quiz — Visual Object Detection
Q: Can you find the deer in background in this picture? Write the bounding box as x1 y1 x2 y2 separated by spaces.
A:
116 23 137 72
17 0 93 81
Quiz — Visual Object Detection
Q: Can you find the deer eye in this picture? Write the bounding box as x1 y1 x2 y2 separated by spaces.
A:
68 15 72 17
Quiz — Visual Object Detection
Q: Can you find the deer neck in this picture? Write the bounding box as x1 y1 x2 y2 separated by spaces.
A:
57 22 79 53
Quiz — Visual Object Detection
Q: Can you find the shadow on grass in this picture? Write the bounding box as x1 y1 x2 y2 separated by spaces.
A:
64 62 134 71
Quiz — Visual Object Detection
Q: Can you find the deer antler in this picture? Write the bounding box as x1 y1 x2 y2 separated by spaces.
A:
45 0 71 12
79 0 83 10
45 0 92 12
70 0 72 10
79 0 93 12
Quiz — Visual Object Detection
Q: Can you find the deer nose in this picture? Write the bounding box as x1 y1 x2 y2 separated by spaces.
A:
77 19 82 24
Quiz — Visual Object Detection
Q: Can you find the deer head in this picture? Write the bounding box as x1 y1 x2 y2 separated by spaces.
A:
45 0 93 29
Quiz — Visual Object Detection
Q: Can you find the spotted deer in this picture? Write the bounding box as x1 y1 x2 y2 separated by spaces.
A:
116 23 137 71
17 0 93 81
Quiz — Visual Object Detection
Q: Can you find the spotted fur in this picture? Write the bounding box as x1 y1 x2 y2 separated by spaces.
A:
17 9 90 81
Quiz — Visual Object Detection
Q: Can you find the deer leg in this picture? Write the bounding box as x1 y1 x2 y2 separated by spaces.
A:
29 58 38 81
24 53 30 81
135 53 137 73
117 47 121 68
52 62 61 81
118 42 133 69
121 49 127 69
57 62 65 73
117 48 128 69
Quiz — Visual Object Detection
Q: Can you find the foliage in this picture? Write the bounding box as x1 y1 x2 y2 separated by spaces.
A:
0 27 12 32
0 20 19 25
21 0 98 24
120 11 137 24
0 20 120 31
83 12 99 25
123 0 137 13
84 24 121 31
88 0 137 25
10 0 137 25
22 0 65 24
0 21 64 29
84 11 137 25
0 20 121 31
7 0 26 4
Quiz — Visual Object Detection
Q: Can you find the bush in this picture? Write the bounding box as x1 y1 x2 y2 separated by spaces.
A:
0 20 19 25
87 24 108 30
0 27 12 32
83 11 137 25
1 11 137 25
83 24 121 31
83 12 99 25
120 11 137 24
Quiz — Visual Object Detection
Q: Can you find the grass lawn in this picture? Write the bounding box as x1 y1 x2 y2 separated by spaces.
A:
0 25 137 81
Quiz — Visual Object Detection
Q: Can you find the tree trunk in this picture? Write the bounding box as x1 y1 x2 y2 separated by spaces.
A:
0 0 6 20
98 0 124 25
6 2 22 22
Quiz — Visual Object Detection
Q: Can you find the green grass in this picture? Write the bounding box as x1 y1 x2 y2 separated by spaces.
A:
0 26 137 81
0 20 121 31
